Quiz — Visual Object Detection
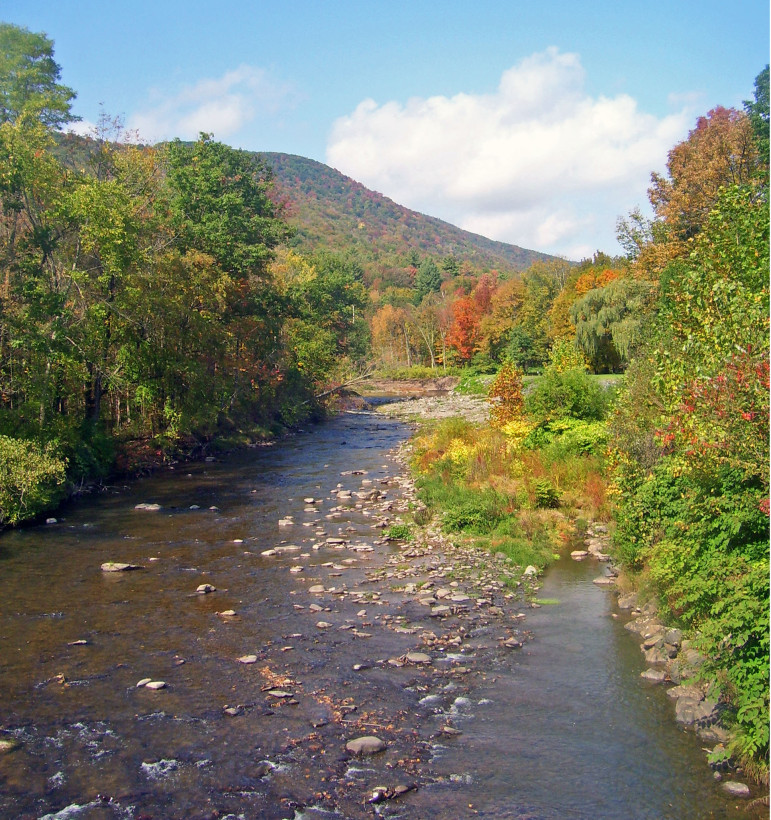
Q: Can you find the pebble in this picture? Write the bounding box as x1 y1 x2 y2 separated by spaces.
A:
145 681 167 690
237 655 258 664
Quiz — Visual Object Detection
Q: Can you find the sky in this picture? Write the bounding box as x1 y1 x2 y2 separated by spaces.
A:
4 1 768 260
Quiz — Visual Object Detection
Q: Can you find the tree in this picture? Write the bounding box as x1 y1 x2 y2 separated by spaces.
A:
570 277 653 372
0 23 78 127
744 65 769 181
648 107 760 253
446 296 481 362
414 257 442 302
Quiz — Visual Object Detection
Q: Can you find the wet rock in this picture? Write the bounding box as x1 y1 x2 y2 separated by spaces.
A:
0 738 21 753
217 609 237 617
570 550 589 560
316 621 332 629
640 668 668 683
237 655 258 664
196 583 216 594
616 592 638 610
346 736 386 755
101 562 143 572
592 575 616 586
405 651 431 664
675 697 718 727
144 681 167 690
136 678 153 687
721 781 751 798
134 503 162 511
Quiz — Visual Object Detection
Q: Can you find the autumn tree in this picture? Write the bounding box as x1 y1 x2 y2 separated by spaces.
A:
446 295 481 363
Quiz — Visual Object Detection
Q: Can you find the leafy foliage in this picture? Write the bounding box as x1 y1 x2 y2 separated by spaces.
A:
0 436 67 525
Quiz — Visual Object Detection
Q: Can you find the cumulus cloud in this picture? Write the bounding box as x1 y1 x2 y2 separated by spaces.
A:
327 47 690 258
129 65 295 144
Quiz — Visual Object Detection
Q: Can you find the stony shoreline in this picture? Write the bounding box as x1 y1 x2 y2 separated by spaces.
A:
575 524 758 802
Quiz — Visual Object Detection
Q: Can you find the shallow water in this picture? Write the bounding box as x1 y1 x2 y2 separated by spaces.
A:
0 412 755 819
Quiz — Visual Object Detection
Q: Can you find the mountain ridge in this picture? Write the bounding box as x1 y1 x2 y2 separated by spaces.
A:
259 152 563 277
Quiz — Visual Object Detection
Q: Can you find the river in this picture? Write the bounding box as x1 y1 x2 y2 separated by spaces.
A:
0 410 756 819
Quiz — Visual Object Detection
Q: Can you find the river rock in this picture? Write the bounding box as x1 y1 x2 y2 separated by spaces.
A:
640 667 668 683
570 550 589 560
592 575 616 586
134 502 162 511
101 561 143 572
237 655 258 664
405 652 431 664
721 781 751 798
616 591 638 610
316 621 332 629
196 583 216 594
136 678 153 687
346 736 386 755
675 696 718 727
145 681 167 690
0 738 21 753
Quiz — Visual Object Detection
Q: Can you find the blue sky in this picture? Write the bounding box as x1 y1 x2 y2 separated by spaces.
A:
4 1 768 259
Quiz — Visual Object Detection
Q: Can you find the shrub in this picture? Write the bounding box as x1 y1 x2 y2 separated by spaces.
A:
488 362 525 427
525 367 607 423
0 436 68 526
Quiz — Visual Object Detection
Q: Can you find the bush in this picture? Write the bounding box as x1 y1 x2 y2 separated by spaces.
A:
525 367 607 423
0 436 68 526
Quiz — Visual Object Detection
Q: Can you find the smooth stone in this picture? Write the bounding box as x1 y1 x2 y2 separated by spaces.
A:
640 667 668 683
570 550 589 560
261 549 277 557
196 584 216 594
136 678 153 687
46 517 57 524
145 681 167 690
217 610 237 617
237 655 258 664
274 545 302 553
134 503 161 511
316 621 332 629
101 562 143 572
405 652 432 664
308 585 326 593
592 576 616 586
721 781 751 798
346 736 386 755
267 689 293 698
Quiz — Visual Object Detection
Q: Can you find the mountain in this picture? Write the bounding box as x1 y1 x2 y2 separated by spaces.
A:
259 152 560 278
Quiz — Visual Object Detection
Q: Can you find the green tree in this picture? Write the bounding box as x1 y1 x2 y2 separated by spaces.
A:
414 257 442 302
0 23 78 127
570 277 653 372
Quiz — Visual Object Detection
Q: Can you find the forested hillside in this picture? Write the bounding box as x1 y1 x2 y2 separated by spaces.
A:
260 152 557 282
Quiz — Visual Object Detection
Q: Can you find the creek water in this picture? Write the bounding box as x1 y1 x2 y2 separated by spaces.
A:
0 411 755 819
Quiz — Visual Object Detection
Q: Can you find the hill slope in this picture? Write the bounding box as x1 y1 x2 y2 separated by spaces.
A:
260 152 560 275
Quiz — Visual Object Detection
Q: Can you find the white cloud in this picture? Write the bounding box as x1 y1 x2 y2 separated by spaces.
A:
326 47 690 258
128 65 295 144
